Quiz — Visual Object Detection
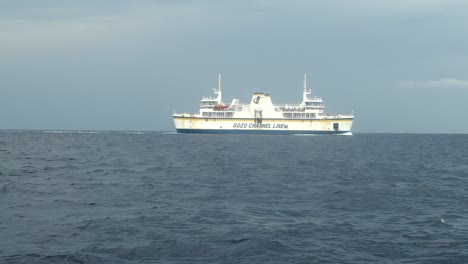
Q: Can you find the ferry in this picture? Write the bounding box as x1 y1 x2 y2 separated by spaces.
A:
173 75 354 134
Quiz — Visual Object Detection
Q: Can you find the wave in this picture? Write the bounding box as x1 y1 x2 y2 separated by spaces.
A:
3 253 103 264
293 132 353 136
161 131 177 134
43 130 104 134
124 131 145 135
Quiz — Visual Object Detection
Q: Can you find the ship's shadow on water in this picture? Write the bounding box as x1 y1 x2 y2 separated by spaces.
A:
1 131 468 263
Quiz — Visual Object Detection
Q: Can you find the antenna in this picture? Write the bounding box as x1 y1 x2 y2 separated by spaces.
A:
304 73 307 94
218 73 222 92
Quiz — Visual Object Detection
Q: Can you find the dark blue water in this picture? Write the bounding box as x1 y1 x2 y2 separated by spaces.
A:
1 130 468 263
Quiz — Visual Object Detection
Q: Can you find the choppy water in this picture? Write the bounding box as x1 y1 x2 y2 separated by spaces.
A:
1 130 468 263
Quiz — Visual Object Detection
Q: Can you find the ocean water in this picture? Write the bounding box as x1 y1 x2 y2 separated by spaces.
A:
1 130 468 264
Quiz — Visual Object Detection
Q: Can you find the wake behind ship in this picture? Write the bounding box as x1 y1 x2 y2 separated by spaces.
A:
173 75 354 134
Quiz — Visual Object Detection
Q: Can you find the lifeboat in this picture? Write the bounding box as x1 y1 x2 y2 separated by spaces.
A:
214 104 230 110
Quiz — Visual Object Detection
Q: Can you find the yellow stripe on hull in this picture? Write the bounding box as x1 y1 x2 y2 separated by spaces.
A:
173 117 354 132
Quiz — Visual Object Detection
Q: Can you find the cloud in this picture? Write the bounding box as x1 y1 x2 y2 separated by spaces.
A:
0 1 229 53
399 79 468 90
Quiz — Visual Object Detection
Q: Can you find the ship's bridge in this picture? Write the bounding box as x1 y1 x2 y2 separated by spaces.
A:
303 96 324 112
200 97 218 109
301 74 325 113
199 74 229 110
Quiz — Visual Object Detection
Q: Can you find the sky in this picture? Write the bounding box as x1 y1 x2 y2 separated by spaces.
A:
1 0 468 133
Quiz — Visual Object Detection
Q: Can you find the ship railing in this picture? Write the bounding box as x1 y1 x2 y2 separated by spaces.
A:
281 113 354 119
201 96 217 101
304 96 323 101
321 114 355 119
305 107 324 110
200 106 241 112
275 105 304 112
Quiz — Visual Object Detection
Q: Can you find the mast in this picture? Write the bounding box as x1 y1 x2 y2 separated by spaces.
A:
303 73 310 102
215 73 222 104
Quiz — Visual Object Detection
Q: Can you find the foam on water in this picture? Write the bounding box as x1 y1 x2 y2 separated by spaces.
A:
292 132 352 136
161 131 177 134
124 131 145 135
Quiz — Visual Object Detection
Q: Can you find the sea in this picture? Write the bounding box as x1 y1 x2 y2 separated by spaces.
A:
1 130 468 264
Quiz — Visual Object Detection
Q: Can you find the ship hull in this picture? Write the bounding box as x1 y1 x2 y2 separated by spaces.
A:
176 128 350 135
173 116 353 135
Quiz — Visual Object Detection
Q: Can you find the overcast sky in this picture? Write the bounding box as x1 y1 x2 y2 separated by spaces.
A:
1 0 467 133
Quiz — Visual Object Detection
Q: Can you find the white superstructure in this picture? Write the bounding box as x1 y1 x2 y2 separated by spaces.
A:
173 75 354 134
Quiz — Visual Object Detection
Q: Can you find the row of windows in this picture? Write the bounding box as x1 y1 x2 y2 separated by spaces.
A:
202 112 234 118
283 113 317 119
200 112 326 119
